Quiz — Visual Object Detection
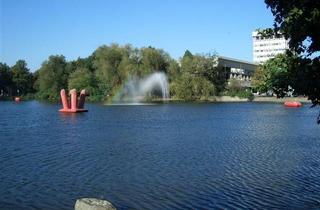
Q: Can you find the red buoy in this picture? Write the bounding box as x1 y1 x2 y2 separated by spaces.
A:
284 101 302 107
15 97 21 102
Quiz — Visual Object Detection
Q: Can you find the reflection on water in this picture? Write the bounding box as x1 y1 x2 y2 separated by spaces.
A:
1 101 320 210
107 102 156 106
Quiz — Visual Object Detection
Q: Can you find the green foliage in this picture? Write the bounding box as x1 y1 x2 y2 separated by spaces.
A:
169 51 229 101
170 73 215 101
226 89 254 101
189 54 226 94
251 53 298 97
225 79 254 101
11 60 33 95
36 55 68 101
183 50 193 59
68 67 99 101
3 44 234 103
228 79 242 93
93 44 125 97
176 52 226 98
0 63 13 96
140 47 170 74
167 59 180 82
251 66 269 93
265 0 320 55
265 0 320 122
92 44 171 100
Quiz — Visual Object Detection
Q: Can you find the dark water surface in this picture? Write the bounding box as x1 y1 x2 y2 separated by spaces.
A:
1 101 320 210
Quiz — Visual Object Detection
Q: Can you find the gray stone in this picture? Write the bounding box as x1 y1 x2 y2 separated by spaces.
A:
75 198 117 210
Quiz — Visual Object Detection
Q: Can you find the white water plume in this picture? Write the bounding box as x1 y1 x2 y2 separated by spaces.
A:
113 72 169 103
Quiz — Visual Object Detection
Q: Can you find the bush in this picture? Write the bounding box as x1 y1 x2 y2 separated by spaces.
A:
170 73 215 101
225 89 254 101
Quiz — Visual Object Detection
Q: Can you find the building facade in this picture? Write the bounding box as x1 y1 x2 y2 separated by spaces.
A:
216 56 258 87
252 30 289 64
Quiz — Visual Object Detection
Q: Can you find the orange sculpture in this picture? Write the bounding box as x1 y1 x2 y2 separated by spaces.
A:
59 89 88 113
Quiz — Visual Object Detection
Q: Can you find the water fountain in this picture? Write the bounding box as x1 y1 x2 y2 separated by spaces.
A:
112 72 169 104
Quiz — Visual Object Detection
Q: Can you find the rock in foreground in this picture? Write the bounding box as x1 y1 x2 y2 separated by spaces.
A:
75 198 117 210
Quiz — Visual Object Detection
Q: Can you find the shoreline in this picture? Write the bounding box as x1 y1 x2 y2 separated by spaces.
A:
151 96 311 103
1 96 312 104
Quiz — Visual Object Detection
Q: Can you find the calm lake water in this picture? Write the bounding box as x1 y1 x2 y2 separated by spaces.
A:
1 101 320 210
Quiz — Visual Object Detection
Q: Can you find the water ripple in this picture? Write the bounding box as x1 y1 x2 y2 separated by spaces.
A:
1 101 320 209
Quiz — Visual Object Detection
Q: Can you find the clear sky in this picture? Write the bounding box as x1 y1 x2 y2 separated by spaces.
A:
0 0 275 72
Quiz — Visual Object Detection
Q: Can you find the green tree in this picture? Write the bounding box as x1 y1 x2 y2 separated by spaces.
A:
264 0 320 122
93 44 128 98
68 67 99 100
181 53 226 94
36 55 68 101
228 78 242 93
183 50 193 60
251 66 269 93
252 53 297 97
140 46 170 74
167 59 180 82
265 0 320 55
0 63 13 96
170 73 214 101
11 60 33 95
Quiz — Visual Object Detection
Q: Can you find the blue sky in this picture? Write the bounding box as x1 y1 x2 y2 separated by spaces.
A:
1 0 275 71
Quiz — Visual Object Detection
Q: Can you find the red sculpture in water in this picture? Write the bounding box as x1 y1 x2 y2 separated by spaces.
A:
59 89 88 113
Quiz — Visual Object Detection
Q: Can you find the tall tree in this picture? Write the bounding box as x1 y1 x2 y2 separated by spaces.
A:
265 1 320 98
0 63 13 96
188 54 226 94
265 0 320 55
93 44 126 98
252 53 297 96
68 67 98 98
36 55 68 101
265 0 320 122
11 60 33 95
140 47 170 74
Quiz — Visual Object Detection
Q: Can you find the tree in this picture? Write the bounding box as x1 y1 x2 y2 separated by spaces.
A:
265 0 320 55
251 66 269 93
170 73 214 101
68 67 99 101
36 55 68 101
264 0 320 122
182 53 226 94
0 63 13 96
93 44 128 98
170 52 221 100
167 59 180 83
252 53 297 97
228 78 242 93
11 60 33 95
183 50 193 59
140 47 170 74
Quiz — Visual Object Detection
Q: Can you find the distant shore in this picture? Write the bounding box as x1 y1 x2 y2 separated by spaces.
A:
252 96 311 103
214 96 311 103
151 96 311 103
1 95 311 104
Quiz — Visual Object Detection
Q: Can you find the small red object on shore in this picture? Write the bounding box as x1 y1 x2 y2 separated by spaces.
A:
284 101 302 107
15 97 21 102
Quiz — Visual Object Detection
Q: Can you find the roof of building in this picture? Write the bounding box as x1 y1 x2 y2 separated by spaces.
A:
217 56 258 66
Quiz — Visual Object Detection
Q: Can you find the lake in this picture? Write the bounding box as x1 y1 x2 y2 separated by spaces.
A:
1 101 320 210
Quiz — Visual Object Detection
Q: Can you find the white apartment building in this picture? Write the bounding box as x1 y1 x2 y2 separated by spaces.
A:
252 30 289 64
